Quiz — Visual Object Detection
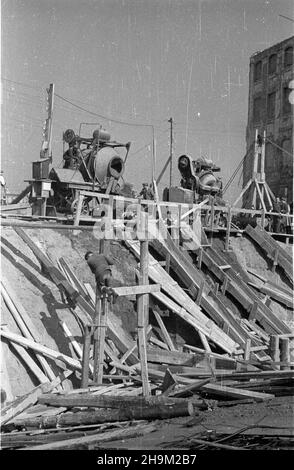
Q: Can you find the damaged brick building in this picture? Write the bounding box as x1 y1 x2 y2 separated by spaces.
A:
243 36 294 205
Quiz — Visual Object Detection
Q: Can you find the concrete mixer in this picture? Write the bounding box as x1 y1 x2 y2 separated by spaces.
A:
163 154 223 205
45 127 131 215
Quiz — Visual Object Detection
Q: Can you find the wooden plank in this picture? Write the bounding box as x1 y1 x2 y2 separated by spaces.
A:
248 282 293 309
201 383 274 401
23 423 157 450
245 225 292 282
1 329 83 371
147 347 202 366
153 225 257 347
126 239 239 354
153 310 176 351
1 326 48 384
112 284 160 296
202 246 291 335
81 325 92 388
168 378 211 397
0 371 72 426
1 280 57 382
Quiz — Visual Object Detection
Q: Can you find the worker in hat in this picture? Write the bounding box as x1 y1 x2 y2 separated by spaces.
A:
85 251 114 291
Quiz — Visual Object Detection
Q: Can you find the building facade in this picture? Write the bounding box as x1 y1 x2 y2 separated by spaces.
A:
243 36 293 206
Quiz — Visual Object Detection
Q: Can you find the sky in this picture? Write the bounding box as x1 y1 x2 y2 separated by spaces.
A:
1 0 294 200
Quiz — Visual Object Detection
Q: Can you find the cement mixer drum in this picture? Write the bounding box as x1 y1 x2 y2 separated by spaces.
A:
92 147 125 184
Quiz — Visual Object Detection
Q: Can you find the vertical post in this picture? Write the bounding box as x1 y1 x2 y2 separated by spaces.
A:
260 130 266 183
93 290 108 384
272 248 279 272
178 204 182 247
252 129 259 208
40 83 54 160
73 192 84 227
140 239 149 327
210 196 214 246
137 240 150 396
280 338 290 370
261 208 266 230
244 339 251 361
269 335 280 369
168 117 173 192
81 324 92 388
224 205 232 251
197 247 203 269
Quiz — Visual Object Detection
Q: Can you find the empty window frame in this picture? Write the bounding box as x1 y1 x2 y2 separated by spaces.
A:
268 54 277 74
283 87 292 115
254 60 262 82
267 91 276 119
253 97 262 122
284 46 293 68
265 142 275 170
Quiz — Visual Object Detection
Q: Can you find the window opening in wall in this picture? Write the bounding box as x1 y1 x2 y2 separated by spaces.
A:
254 60 262 81
283 87 292 114
253 96 262 122
284 46 293 68
267 91 276 119
268 54 277 74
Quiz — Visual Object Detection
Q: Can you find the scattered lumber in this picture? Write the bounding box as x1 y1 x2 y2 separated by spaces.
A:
0 329 83 371
245 225 293 283
151 229 252 348
24 422 157 450
125 239 239 354
0 371 72 426
1 279 57 381
200 245 291 335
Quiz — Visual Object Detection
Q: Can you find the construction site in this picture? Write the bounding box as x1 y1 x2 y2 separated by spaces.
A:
1 3 294 453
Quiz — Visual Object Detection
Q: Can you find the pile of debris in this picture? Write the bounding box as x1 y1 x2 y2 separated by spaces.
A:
0 221 293 450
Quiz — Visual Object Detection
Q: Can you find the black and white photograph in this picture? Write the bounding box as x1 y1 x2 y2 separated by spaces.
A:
0 0 293 455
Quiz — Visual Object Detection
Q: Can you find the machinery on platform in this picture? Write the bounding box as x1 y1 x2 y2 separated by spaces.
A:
29 126 131 216
164 154 224 204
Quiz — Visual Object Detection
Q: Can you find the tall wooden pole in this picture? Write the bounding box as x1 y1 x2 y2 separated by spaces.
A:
137 240 150 396
168 117 174 193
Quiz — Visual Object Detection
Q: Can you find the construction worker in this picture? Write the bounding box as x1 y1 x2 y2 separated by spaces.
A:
280 197 291 234
139 183 149 200
272 197 281 233
85 251 114 291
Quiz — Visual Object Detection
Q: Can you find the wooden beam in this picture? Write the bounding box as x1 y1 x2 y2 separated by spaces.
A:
1 329 83 371
112 284 160 297
1 280 56 382
201 383 274 401
0 371 72 426
23 423 157 450
153 309 176 351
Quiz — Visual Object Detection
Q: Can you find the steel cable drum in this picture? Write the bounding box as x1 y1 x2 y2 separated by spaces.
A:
92 147 125 184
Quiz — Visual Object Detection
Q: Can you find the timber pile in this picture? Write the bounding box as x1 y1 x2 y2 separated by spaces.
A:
1 224 294 450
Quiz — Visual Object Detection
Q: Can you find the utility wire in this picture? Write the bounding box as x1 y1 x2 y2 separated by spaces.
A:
55 93 157 129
